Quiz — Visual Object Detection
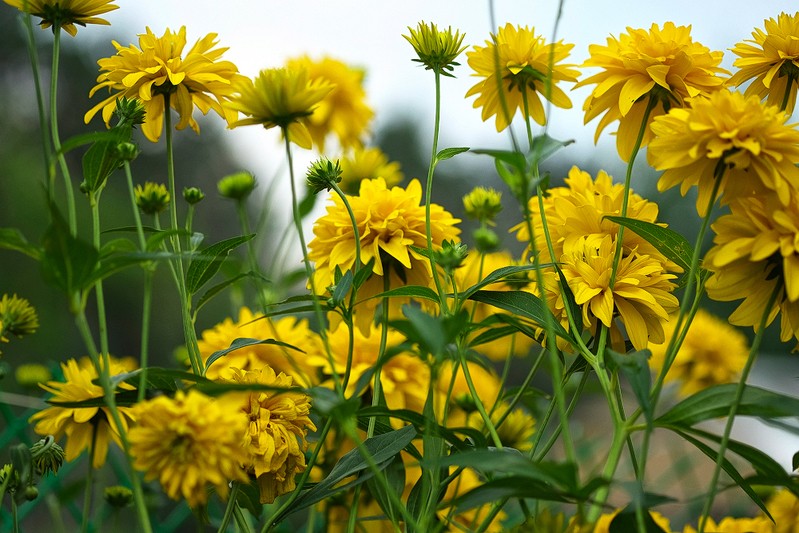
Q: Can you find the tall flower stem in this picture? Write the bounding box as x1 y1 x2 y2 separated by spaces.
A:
89 192 110 357
367 274 391 438
697 283 781 533
49 26 77 235
79 426 98 533
20 11 52 192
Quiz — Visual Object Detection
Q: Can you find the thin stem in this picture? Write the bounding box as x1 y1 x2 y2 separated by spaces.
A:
79 425 98 533
458 346 502 448
217 482 240 533
697 283 781 532
49 27 76 235
90 192 110 357
367 274 391 438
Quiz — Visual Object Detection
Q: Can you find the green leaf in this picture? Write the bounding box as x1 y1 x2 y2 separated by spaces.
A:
526 134 574 168
0 228 41 260
604 216 692 274
554 264 583 333
330 269 353 307
88 251 168 285
81 126 130 193
204 337 302 372
655 384 799 427
40 207 99 302
435 147 470 161
608 508 669 533
436 450 578 489
185 234 254 294
113 368 213 392
193 272 256 316
10 443 32 489
471 149 526 172
459 264 548 301
373 285 440 303
352 257 376 291
58 130 125 156
447 476 571 512
358 405 487 450
366 453 406 523
145 228 193 252
607 349 653 422
468 290 570 341
235 481 263 518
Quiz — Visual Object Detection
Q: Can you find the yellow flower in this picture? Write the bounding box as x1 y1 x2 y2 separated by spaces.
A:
309 322 429 420
729 12 799 115
129 389 248 508
134 182 170 215
562 235 679 351
649 89 799 216
437 360 502 427
225 366 316 504
227 67 333 150
85 26 244 143
466 23 579 131
29 357 136 468
465 401 535 451
705 194 799 345
682 516 773 533
649 309 749 397
198 307 321 386
404 21 467 77
285 56 373 152
575 22 727 161
767 488 799 533
440 468 506 532
339 146 403 195
4 0 118 36
308 177 460 333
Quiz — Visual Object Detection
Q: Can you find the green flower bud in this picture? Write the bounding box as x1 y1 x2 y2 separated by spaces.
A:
14 364 52 389
0 464 19 493
463 187 502 224
23 485 38 501
114 142 139 162
104 485 134 508
432 240 468 273
0 294 39 339
182 186 205 205
218 171 256 200
473 227 500 253
306 158 343 194
134 182 171 215
404 21 466 77
30 436 64 477
113 97 146 128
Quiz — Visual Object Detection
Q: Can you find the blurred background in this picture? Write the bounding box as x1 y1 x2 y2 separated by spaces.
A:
1 0 799 528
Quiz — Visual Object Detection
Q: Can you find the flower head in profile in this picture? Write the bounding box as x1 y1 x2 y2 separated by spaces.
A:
467 23 579 131
729 12 799 115
4 0 118 36
649 309 749 397
128 389 249 508
308 178 460 333
649 89 799 215
704 194 799 346
404 21 466 77
575 22 727 161
0 294 39 345
465 401 535 451
463 187 502 225
227 67 334 149
285 56 373 151
134 182 170 215
85 26 244 143
29 357 136 468
198 307 321 386
225 366 316 504
338 146 403 195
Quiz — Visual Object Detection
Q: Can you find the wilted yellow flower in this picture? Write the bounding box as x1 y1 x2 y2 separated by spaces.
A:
339 147 403 195
226 366 316 504
682 516 772 533
0 294 38 341
129 389 249 508
308 177 460 333
134 182 170 215
4 0 118 36
466 23 579 131
729 12 799 115
575 22 727 161
198 307 321 386
85 26 244 143
767 488 799 533
705 194 799 345
404 21 466 77
228 67 333 149
649 309 749 397
30 357 136 468
562 235 679 351
649 89 799 216
285 56 373 152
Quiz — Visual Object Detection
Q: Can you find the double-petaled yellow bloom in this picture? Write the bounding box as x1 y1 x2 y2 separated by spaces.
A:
227 67 333 149
466 23 579 131
575 22 727 161
729 12 799 115
4 0 118 36
85 26 244 143
648 89 799 216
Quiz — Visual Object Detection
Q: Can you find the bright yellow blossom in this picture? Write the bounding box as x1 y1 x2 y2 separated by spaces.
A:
466 23 579 131
128 389 249 508
4 0 118 36
767 488 799 533
682 516 773 533
575 22 727 161
339 147 403 195
729 12 799 115
85 26 244 143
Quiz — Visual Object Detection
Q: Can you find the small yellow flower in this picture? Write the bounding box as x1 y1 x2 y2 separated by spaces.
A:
404 21 467 77
85 26 244 143
729 12 799 115
575 22 727 161
465 401 535 451
225 366 316 504
766 488 799 533
29 357 136 468
3 0 118 36
437 360 502 427
128 389 249 508
649 89 799 216
227 67 334 149
649 309 749 397
285 56 374 152
705 194 799 345
134 182 170 215
0 294 38 340
339 147 403 195
198 307 321 386
466 23 579 132
682 516 772 533
14 364 52 388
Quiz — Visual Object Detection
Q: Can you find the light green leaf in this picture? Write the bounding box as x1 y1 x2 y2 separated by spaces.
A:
468 290 570 341
185 234 254 294
204 337 303 372
436 147 470 161
604 216 692 274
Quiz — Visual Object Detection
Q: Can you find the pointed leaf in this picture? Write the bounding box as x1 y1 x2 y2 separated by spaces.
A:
436 147 470 161
372 285 440 303
204 337 303 372
469 290 570 341
185 234 254 294
607 349 653 421
0 228 41 260
526 134 574 167
194 272 257 315
460 263 549 300
609 508 669 533
604 216 692 273
40 207 99 297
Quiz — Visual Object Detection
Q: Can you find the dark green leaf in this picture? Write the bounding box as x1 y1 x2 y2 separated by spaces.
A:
459 264 549 301
436 450 578 489
366 453 406 523
40 207 99 300
58 130 124 156
0 228 41 260
526 134 574 168
204 337 302 372
373 285 440 303
471 149 526 172
145 228 192 252
298 189 318 219
436 147 470 161
358 405 487 450
468 290 570 341
235 481 263 518
608 508 669 533
81 126 130 192
352 257 376 291
10 443 32 489
113 367 213 392
331 270 353 307
555 264 583 333
185 234 254 294
607 349 652 422
194 273 256 315
604 216 692 274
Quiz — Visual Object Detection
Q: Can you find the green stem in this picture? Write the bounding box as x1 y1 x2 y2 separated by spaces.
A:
49 26 76 235
780 75 795 112
367 274 391 438
697 283 781 533
11 497 18 533
217 481 240 533
458 345 502 449
79 425 98 533
90 192 110 357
